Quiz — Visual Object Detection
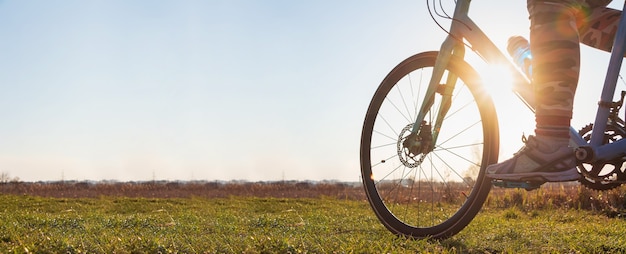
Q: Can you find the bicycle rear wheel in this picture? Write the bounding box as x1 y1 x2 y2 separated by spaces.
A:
360 51 499 239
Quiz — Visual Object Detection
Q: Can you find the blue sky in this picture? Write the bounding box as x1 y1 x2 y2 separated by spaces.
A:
0 1 622 182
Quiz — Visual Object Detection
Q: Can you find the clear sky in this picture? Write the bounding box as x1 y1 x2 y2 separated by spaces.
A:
0 1 623 182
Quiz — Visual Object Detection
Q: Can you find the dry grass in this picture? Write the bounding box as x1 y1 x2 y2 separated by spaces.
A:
2 180 626 215
487 182 626 216
0 180 367 200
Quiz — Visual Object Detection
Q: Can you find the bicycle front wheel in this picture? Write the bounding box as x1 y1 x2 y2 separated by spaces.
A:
360 51 499 239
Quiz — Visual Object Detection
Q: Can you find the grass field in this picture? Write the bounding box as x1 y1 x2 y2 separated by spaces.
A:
1 181 626 253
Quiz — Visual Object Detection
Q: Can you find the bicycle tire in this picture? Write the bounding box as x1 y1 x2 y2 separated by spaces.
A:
360 51 499 239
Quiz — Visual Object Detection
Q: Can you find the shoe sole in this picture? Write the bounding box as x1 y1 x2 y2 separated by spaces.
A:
486 168 580 182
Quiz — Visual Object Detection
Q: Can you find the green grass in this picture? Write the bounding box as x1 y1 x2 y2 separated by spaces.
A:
1 194 626 253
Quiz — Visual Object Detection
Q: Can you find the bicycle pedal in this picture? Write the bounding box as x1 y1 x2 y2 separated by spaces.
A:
492 180 544 191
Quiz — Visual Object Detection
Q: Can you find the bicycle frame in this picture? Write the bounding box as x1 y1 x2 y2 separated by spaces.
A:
417 0 626 164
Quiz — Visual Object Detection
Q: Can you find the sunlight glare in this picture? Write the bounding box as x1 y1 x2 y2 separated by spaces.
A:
475 62 536 163
479 63 516 97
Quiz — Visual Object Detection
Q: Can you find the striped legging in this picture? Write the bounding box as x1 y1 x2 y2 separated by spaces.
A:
527 0 620 137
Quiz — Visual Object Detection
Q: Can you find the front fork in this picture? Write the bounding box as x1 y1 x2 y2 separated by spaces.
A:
404 37 466 155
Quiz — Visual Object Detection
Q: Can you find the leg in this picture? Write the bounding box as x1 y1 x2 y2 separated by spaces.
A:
486 0 606 182
531 0 584 138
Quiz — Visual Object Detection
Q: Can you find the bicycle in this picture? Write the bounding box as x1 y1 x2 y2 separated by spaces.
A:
360 0 626 239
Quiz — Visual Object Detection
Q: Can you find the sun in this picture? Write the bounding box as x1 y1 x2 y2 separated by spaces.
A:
478 63 517 97
476 61 535 112
475 62 537 162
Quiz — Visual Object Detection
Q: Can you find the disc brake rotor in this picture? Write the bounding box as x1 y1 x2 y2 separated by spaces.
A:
397 124 426 168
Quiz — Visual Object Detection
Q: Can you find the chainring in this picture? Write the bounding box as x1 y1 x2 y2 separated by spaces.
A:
577 123 626 190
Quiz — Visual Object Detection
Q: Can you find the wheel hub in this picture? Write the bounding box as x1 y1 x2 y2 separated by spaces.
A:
397 122 432 168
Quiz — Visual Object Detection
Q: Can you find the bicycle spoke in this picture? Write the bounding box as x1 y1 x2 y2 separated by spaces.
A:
384 97 412 123
373 129 399 143
371 153 399 169
431 151 476 187
436 120 481 147
396 83 413 122
436 144 482 168
371 141 397 150
378 115 400 137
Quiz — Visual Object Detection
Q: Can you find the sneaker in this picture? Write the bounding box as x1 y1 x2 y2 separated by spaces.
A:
486 135 580 182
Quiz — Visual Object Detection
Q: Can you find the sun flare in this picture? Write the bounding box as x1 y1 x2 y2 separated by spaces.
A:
475 62 536 162
478 63 517 97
